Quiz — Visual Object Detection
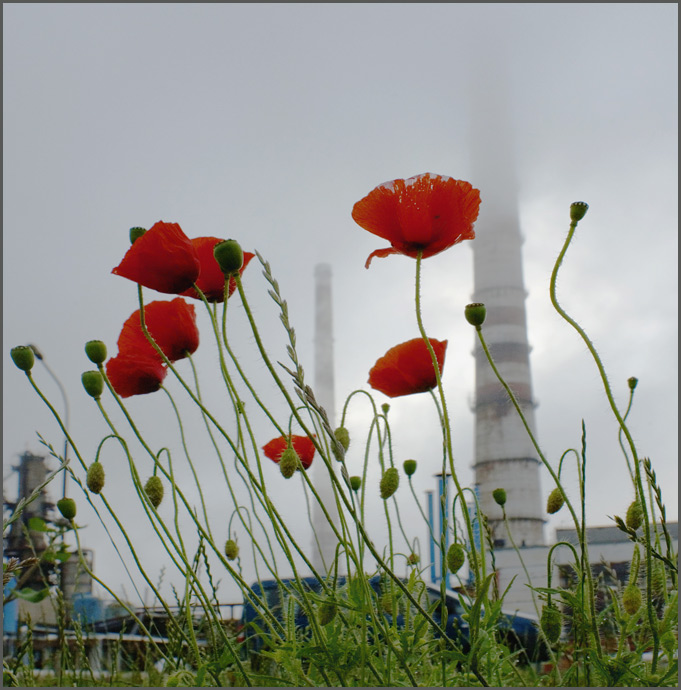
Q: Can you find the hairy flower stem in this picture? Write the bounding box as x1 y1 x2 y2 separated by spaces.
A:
414 253 481 584
549 214 659 670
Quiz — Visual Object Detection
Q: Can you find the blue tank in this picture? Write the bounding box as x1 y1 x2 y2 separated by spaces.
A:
3 579 19 635
71 593 104 625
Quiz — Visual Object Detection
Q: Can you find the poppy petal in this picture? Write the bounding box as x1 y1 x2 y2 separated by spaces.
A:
262 434 316 469
368 338 448 398
353 174 480 267
105 353 168 398
113 221 200 294
118 298 199 363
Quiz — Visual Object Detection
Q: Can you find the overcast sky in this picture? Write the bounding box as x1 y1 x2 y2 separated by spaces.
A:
4 4 677 606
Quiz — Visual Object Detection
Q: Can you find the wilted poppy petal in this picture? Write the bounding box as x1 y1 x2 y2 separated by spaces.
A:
105 353 168 398
352 174 481 268
117 298 199 363
180 237 255 302
262 435 316 469
368 338 448 398
113 221 200 294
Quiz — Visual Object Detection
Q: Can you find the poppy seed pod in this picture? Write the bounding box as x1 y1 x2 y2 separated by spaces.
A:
349 476 362 492
129 227 147 244
464 303 487 328
569 202 588 222
10 346 35 372
144 476 164 508
380 467 399 499
86 462 105 494
57 497 77 520
622 584 642 615
446 543 465 574
334 427 350 451
540 604 562 644
403 459 417 477
279 447 300 478
224 539 239 561
81 371 104 399
492 488 507 507
627 377 638 391
84 340 107 365
626 500 643 531
318 602 337 626
213 239 244 275
546 488 565 514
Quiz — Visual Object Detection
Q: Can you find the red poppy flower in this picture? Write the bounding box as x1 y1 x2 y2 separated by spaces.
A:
352 173 481 268
117 298 199 363
368 338 448 398
179 237 256 302
105 353 168 398
112 221 201 294
262 435 316 470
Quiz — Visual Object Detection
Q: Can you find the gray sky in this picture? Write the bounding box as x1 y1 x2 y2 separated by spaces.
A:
4 4 677 605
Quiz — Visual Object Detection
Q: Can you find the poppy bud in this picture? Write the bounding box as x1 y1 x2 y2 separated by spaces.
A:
334 427 350 451
627 377 638 391
626 500 643 531
629 544 641 584
651 560 667 598
318 601 337 626
10 345 35 372
213 239 244 275
129 227 147 244
144 476 164 508
403 459 417 477
81 371 104 399
224 539 239 561
381 403 390 415
546 488 565 514
540 604 562 644
407 552 420 565
569 202 588 222
86 462 105 494
446 543 465 574
279 447 300 478
84 340 107 365
622 584 642 615
350 476 362 492
380 467 399 499
464 303 487 328
57 497 77 521
492 488 507 507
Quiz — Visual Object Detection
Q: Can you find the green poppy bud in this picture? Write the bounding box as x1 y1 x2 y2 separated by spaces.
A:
540 604 562 644
10 345 35 372
407 552 420 565
144 476 164 508
318 601 337 626
81 370 104 399
651 560 667 598
403 459 417 477
84 340 107 365
380 467 399 499
334 427 350 451
349 476 362 492
86 462 105 494
464 303 487 328
380 593 394 613
381 403 390 415
626 500 643 531
224 539 239 561
622 584 642 615
546 488 565 514
213 239 244 275
57 497 77 520
129 227 146 244
279 447 300 478
492 488 507 507
569 202 588 222
446 543 465 574
627 377 638 391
